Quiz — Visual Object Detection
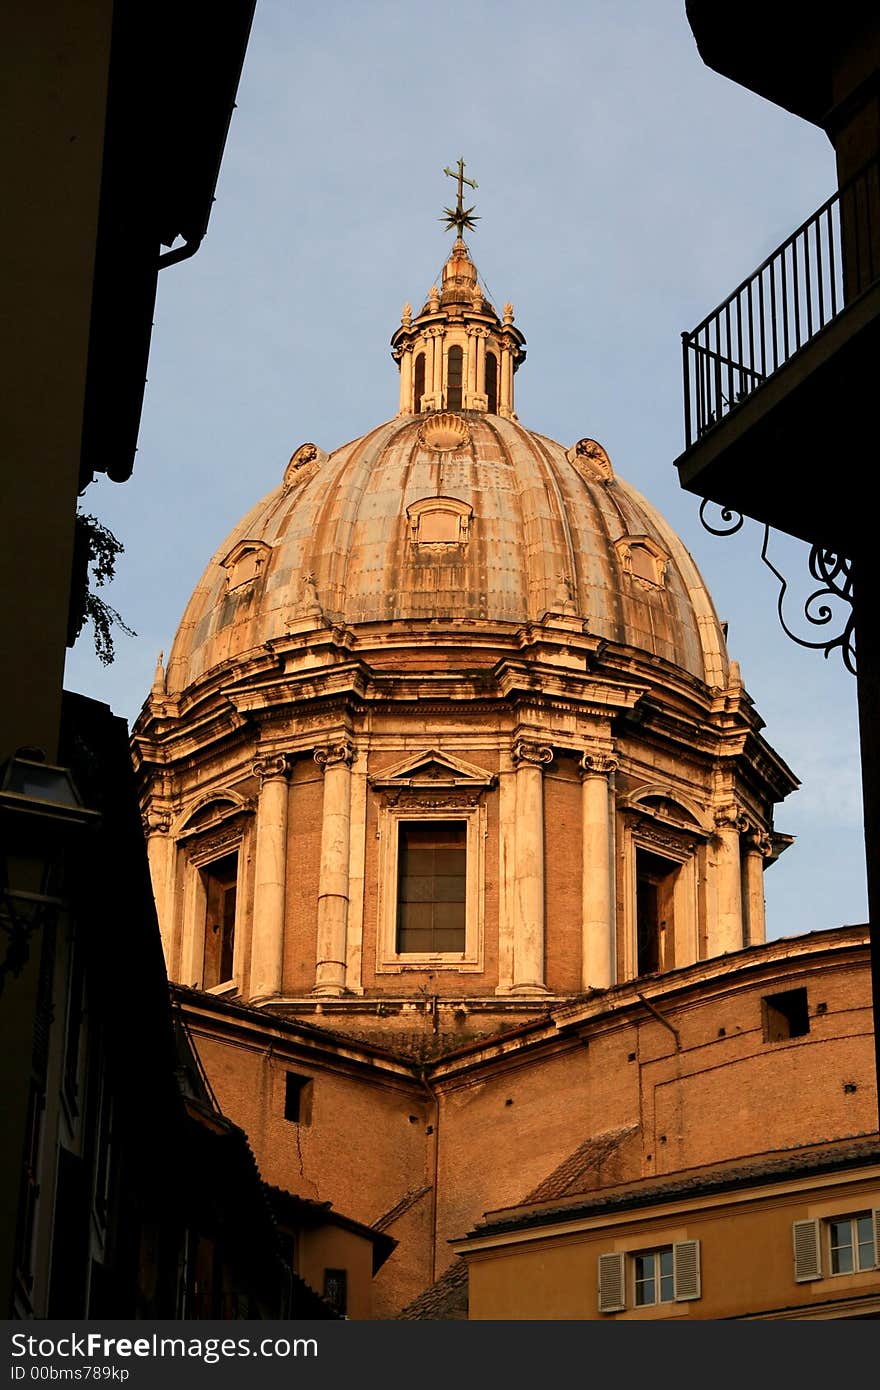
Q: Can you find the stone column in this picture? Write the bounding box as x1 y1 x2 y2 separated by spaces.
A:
422 331 432 404
313 738 355 997
143 809 175 967
510 739 553 995
249 754 291 1000
580 753 619 991
398 344 413 415
713 805 745 955
499 343 512 414
743 826 771 946
466 326 478 397
476 329 487 398
494 764 517 994
431 326 444 402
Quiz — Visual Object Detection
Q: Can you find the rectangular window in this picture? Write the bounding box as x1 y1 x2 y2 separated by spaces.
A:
323 1268 347 1316
396 821 466 954
829 1213 876 1275
763 987 809 1042
598 1241 701 1314
633 1248 675 1305
793 1212 880 1281
284 1072 313 1125
636 848 679 975
201 851 238 988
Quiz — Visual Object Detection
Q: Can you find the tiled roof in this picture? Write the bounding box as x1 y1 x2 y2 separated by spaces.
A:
472 1133 880 1238
523 1125 640 1204
397 1258 468 1320
374 1184 433 1232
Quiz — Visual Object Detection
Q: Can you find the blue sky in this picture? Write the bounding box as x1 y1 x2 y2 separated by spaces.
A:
64 0 866 939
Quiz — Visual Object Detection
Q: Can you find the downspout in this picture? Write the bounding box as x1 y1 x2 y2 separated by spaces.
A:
416 1066 441 1285
636 990 681 1050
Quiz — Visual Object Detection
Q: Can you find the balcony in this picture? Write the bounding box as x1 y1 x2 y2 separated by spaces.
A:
675 156 880 554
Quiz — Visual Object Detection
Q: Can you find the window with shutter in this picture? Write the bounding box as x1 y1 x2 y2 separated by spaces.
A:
828 1209 880 1274
792 1218 822 1281
673 1239 701 1300
597 1252 625 1313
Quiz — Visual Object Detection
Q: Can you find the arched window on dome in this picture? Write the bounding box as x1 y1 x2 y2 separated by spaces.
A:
485 352 498 414
446 345 463 411
413 352 426 413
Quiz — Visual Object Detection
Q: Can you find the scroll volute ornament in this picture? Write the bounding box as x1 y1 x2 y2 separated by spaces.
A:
313 739 356 772
580 751 619 777
511 739 554 768
253 753 291 784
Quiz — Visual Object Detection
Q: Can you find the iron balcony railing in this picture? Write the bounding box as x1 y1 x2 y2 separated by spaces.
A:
682 154 880 449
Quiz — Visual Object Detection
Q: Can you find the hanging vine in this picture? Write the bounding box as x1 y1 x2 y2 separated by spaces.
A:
68 511 136 665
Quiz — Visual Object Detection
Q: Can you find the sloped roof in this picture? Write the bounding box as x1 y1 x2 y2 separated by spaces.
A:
522 1125 640 1204
265 1184 396 1275
470 1133 880 1238
397 1258 468 1321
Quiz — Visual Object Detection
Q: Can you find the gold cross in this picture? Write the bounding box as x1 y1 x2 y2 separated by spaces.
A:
441 158 479 237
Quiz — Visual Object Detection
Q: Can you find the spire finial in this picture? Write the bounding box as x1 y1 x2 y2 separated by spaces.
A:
152 650 166 696
441 158 479 238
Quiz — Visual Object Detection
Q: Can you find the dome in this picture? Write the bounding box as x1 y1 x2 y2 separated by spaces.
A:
166 414 728 696
137 195 795 1031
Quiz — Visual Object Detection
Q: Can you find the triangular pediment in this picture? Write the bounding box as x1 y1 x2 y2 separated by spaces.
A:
369 748 495 790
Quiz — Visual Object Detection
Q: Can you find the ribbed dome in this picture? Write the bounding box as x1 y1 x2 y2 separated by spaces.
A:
165 412 729 696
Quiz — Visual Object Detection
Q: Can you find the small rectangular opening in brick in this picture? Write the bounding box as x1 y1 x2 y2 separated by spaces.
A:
762 988 809 1042
284 1072 313 1124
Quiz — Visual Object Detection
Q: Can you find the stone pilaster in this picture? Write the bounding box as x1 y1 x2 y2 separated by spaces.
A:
398 342 413 415
313 738 355 997
143 809 175 969
743 825 772 946
466 325 478 397
249 754 291 1000
713 804 745 955
579 752 619 991
509 739 553 995
431 325 444 404
494 763 517 994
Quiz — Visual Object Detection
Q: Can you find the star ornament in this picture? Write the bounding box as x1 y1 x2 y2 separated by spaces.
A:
441 204 480 235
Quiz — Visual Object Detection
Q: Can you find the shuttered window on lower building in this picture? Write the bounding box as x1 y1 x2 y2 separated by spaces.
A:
598 1241 701 1313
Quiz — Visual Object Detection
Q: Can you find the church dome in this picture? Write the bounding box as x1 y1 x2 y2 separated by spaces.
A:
165 215 729 699
137 181 795 1031
166 413 728 697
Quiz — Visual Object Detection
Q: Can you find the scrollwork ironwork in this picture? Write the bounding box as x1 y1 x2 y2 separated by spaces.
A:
697 502 855 675
759 525 855 675
699 498 744 537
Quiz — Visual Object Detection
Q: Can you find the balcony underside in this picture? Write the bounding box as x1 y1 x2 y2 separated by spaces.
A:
675 279 880 554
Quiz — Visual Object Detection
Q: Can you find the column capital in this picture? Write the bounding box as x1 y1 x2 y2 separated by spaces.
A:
579 751 619 778
511 738 553 768
142 808 171 836
714 802 747 832
744 825 774 857
314 738 356 772
253 753 292 783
